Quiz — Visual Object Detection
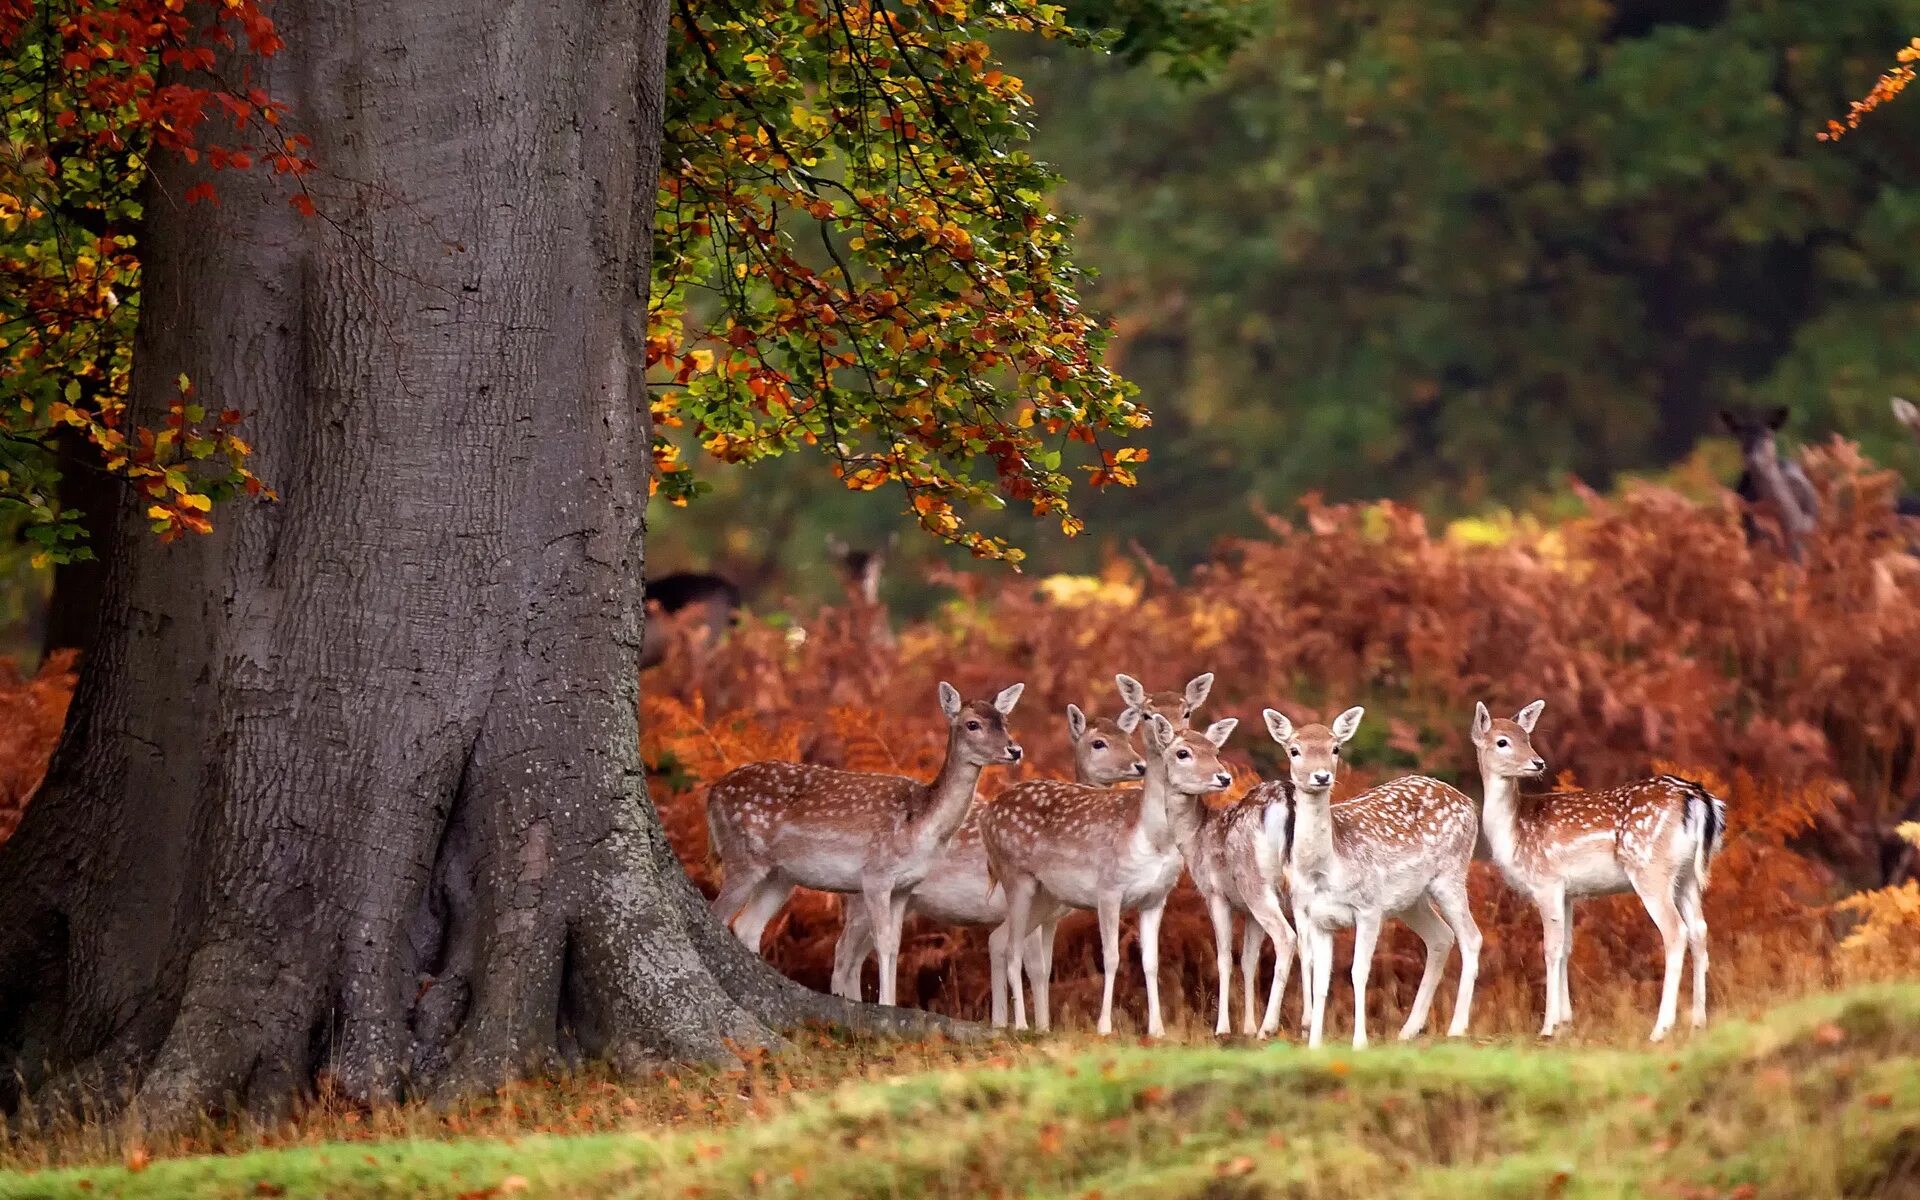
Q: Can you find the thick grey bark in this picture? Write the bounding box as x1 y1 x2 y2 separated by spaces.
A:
0 0 934 1121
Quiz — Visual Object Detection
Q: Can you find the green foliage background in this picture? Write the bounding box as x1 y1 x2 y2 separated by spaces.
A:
650 0 1920 612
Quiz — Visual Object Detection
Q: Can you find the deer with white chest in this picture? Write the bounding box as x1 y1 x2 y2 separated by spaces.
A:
829 704 1146 1022
705 681 1024 1006
1168 767 1299 1038
1270 707 1482 1049
1472 700 1726 1041
982 711 1236 1037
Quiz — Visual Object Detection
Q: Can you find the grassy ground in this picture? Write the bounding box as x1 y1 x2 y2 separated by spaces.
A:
2 985 1918 1199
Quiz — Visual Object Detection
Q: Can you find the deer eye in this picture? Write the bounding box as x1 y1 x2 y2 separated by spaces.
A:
1496 737 1510 749
966 720 982 732
1332 747 1340 756
1091 739 1107 750
1289 747 1301 758
1175 749 1192 761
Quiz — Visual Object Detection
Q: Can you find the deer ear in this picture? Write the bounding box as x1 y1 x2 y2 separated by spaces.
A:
1332 706 1365 744
1202 718 1237 748
1066 704 1088 742
1116 706 1143 734
884 529 900 550
1115 674 1146 709
993 682 1025 716
1185 672 1215 710
1145 712 1175 754
1262 708 1293 744
1472 701 1492 743
938 681 963 719
1766 405 1789 430
1515 699 1545 732
1894 397 1919 426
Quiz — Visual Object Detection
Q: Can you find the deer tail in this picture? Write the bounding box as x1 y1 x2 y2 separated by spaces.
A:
1682 782 1727 888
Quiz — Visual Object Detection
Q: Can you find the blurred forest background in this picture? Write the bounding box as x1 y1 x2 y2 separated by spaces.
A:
5 0 1920 636
642 0 1920 614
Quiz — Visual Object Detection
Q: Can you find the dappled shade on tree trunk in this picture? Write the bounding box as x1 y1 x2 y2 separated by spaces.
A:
0 0 925 1122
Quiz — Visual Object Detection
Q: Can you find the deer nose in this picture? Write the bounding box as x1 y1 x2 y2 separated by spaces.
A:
1006 744 1023 762
1131 761 1147 776
1311 770 1333 787
1530 757 1547 773
1213 772 1232 788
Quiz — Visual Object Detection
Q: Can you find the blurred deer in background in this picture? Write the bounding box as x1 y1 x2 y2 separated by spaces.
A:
826 531 898 652
1721 406 1820 562
1269 706 1482 1049
830 703 1146 1022
639 571 741 672
984 709 1237 1037
1472 700 1725 1042
706 681 1025 1006
1891 397 1920 520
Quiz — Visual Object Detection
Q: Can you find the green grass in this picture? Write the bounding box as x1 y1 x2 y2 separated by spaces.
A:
5 985 1919 1199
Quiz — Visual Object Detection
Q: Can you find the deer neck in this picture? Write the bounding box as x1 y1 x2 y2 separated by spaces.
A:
1748 448 1815 534
1134 760 1181 852
1478 766 1522 870
1162 783 1207 859
918 733 986 841
1288 783 1336 875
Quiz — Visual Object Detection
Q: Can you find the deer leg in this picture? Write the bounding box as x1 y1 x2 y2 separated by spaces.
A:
1395 899 1454 1041
1349 911 1383 1049
1139 899 1168 1038
1239 914 1262 1035
1430 873 1481 1039
1205 893 1235 1036
730 875 795 954
1028 909 1061 1032
1307 924 1334 1049
1534 884 1567 1036
1247 893 1295 1039
1558 891 1577 1029
986 922 1011 1028
1631 870 1687 1042
1004 878 1036 1031
862 881 902 1008
1295 900 1314 1038
831 898 875 1001
1096 893 1123 1037
1677 874 1710 1030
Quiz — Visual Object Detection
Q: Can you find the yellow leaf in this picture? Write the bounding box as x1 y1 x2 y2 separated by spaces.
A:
146 505 172 521
178 493 213 512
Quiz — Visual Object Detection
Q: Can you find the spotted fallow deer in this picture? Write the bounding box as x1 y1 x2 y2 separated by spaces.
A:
1168 771 1299 1038
1472 700 1726 1042
1268 707 1482 1049
979 672 1213 1031
829 704 1147 1022
983 711 1237 1037
705 681 1025 1006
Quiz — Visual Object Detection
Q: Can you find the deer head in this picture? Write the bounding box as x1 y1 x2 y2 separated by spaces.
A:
826 532 896 606
1114 672 1214 730
1718 405 1790 471
1142 711 1236 795
1262 706 1363 794
1470 699 1548 782
1067 703 1147 784
938 680 1025 766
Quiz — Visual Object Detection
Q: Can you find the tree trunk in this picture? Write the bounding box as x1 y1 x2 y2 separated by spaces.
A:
0 0 921 1121
38 426 118 664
